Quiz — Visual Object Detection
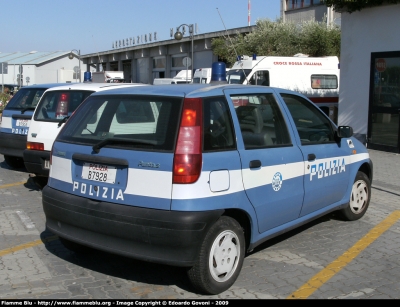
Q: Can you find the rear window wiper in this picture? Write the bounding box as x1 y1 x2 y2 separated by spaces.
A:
21 106 36 114
92 137 157 153
58 116 70 127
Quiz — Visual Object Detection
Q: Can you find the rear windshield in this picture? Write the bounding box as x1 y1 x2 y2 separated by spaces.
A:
57 95 182 152
34 90 94 121
5 87 47 111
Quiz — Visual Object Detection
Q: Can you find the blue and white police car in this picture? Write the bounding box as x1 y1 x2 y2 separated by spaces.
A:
0 83 65 168
42 82 373 294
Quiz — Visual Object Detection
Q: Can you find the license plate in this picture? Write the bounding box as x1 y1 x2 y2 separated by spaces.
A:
81 163 117 184
16 119 28 127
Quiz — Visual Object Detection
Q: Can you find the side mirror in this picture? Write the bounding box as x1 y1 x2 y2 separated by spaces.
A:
337 126 353 138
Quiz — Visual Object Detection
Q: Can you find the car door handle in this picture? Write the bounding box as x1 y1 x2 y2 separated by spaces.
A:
308 154 316 161
249 160 262 169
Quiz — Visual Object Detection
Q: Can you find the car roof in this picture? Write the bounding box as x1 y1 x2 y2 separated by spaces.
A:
89 83 300 99
19 83 73 89
42 82 147 92
89 83 307 100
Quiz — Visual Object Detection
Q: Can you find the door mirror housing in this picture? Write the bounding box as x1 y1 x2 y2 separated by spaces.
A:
337 126 353 138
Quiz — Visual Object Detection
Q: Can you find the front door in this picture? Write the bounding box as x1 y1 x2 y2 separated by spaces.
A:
279 93 351 216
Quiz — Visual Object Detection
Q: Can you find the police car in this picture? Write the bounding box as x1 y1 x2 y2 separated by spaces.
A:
23 83 147 188
42 79 373 294
0 83 65 168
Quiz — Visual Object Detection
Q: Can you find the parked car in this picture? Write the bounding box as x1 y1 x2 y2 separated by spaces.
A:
0 83 65 168
23 82 147 188
42 84 372 295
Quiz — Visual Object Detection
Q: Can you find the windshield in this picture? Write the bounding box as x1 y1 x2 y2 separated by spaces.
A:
34 90 94 121
226 69 251 84
57 95 183 152
5 88 46 110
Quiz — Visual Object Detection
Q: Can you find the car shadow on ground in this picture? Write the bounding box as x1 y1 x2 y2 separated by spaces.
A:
0 160 46 191
39 229 196 295
0 160 27 171
39 211 344 296
247 211 341 255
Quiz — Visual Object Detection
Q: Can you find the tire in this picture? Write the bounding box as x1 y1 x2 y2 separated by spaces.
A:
4 155 25 169
340 171 371 221
59 237 91 254
187 216 245 295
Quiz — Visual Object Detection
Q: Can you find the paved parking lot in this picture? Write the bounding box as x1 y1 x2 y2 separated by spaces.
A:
0 149 400 299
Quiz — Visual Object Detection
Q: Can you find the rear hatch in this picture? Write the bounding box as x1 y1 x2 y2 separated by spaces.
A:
28 90 94 150
0 87 47 135
49 94 182 210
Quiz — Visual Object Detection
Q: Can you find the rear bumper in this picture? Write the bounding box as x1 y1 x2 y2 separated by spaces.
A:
23 149 50 176
0 132 27 158
42 186 224 266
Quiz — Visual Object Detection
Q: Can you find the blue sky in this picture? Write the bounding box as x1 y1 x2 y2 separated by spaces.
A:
1 0 280 55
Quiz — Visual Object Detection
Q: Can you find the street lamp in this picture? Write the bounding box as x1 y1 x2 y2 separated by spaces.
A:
174 24 194 82
68 49 81 82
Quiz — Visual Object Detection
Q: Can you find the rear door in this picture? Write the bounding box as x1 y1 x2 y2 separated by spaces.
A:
30 90 94 150
224 88 305 233
49 94 182 210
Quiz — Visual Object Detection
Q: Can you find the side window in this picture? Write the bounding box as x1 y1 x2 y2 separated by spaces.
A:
32 90 45 107
281 93 335 145
203 97 236 152
311 74 338 89
232 94 291 150
249 71 270 86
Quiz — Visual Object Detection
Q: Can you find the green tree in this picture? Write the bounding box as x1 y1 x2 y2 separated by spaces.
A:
0 92 11 113
211 19 341 67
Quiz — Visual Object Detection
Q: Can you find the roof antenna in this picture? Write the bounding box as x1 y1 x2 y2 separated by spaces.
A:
92 35 106 81
216 8 249 84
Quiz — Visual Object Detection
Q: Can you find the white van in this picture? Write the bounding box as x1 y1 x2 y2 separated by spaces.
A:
91 71 125 83
23 82 147 187
192 68 212 84
193 68 230 84
153 70 191 85
153 78 189 85
226 55 340 123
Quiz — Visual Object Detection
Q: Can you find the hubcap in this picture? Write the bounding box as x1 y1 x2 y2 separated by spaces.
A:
350 179 369 214
209 230 240 283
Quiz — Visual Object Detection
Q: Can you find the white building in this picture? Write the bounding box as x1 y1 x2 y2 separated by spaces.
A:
0 51 84 86
338 3 400 153
281 0 340 25
80 27 253 84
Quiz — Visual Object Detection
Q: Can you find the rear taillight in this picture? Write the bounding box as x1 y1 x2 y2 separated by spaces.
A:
26 142 44 151
173 98 203 184
56 93 69 119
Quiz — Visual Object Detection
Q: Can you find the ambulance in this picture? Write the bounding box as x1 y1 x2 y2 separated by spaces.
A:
226 55 340 123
